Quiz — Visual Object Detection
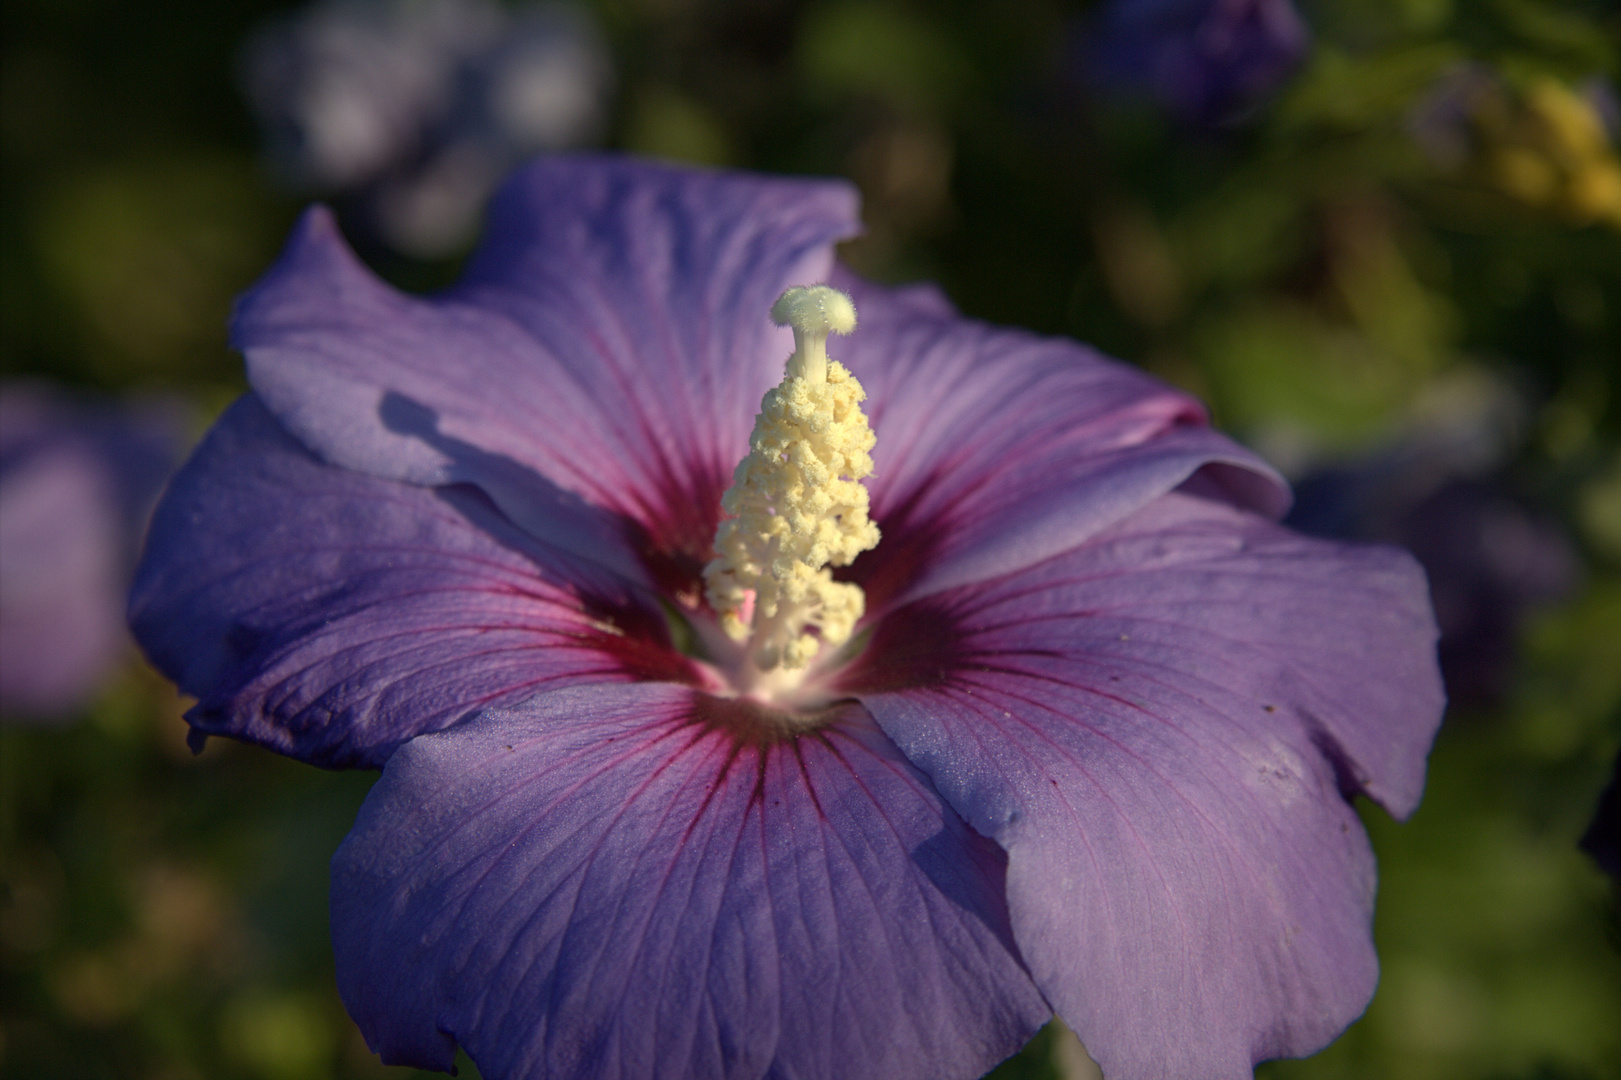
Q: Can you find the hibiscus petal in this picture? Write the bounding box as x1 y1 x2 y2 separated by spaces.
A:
130 395 688 768
332 681 1051 1080
237 157 860 572
830 269 1288 607
845 491 1444 1078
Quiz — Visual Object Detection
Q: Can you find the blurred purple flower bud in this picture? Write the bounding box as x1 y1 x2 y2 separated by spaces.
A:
1083 0 1310 125
1289 443 1578 709
241 0 611 256
0 384 188 720
1399 479 1578 707
1407 63 1498 170
1581 752 1621 881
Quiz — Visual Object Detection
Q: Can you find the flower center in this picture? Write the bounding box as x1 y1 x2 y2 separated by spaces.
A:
702 285 880 695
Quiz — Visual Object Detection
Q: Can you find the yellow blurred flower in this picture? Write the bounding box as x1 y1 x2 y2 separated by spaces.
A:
1480 77 1621 228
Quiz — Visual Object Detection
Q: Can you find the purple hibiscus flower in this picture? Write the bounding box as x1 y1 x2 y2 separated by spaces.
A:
129 157 1444 1080
1083 0 1311 125
1 384 185 719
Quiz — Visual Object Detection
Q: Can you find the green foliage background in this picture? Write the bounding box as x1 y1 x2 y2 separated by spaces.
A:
2 1 1617 1078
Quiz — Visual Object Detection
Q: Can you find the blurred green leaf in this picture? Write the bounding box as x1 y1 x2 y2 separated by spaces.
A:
795 0 971 112
622 86 737 166
32 154 283 385
1279 43 1463 132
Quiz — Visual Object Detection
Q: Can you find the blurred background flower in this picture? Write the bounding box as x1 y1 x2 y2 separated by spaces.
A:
2 1 1617 1078
1286 374 1581 708
1410 65 1621 229
0 384 188 719
241 0 612 255
1079 0 1311 126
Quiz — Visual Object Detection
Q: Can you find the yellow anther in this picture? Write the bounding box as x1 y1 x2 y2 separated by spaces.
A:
704 285 879 673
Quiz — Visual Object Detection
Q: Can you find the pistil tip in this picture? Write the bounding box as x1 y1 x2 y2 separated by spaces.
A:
771 285 857 336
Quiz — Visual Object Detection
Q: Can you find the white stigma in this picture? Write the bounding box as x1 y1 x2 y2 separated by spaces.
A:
771 285 857 383
704 285 879 676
